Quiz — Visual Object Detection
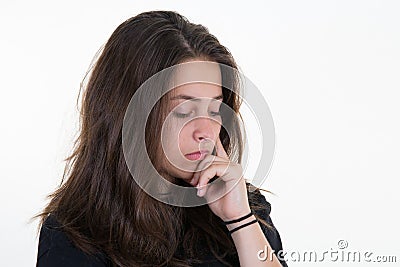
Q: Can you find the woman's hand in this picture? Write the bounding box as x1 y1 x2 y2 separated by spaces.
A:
189 137 251 222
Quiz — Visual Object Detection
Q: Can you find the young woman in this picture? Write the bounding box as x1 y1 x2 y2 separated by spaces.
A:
35 10 288 267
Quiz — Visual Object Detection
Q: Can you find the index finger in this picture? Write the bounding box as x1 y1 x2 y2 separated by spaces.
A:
215 136 229 160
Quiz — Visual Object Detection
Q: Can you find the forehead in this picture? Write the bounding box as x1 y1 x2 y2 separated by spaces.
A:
172 60 222 84
171 83 222 100
169 60 223 99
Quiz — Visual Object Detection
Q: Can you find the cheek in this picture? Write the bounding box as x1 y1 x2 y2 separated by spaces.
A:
178 126 191 152
163 126 189 155
214 123 222 133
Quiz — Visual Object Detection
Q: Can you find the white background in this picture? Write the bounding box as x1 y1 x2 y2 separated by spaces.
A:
1 0 399 266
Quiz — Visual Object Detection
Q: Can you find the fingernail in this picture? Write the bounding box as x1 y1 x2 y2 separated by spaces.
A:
197 189 202 197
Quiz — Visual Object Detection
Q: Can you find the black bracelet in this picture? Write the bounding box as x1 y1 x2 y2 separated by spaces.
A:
223 211 253 225
229 219 258 234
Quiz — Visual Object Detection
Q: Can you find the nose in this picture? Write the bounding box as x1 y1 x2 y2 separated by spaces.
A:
193 117 219 143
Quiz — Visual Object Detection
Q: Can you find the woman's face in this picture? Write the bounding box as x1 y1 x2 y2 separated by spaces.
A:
160 62 223 183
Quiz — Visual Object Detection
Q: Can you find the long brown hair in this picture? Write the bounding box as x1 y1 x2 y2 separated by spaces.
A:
35 10 272 266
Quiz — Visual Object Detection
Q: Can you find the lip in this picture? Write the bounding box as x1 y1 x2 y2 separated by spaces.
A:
185 150 209 160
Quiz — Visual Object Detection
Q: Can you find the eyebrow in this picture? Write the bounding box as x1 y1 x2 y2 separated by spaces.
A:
170 94 223 101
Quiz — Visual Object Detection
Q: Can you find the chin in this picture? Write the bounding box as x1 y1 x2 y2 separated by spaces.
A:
159 166 193 182
174 170 194 181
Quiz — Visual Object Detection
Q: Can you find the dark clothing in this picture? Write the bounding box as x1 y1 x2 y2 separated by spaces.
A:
36 190 288 266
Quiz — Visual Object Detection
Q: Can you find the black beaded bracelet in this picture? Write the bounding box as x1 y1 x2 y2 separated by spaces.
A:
229 219 258 234
223 211 253 225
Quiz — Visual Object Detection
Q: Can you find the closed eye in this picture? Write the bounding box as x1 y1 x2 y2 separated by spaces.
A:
210 111 221 116
173 111 221 118
173 112 191 118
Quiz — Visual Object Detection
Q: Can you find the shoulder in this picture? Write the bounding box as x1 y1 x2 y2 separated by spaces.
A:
246 184 272 219
36 214 110 267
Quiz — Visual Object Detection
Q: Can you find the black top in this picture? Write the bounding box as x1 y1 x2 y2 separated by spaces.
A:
36 190 288 267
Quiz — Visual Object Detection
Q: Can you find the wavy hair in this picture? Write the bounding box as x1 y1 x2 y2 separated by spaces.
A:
35 10 272 266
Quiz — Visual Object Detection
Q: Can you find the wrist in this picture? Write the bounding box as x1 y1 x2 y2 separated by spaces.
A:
220 207 252 222
225 214 257 232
